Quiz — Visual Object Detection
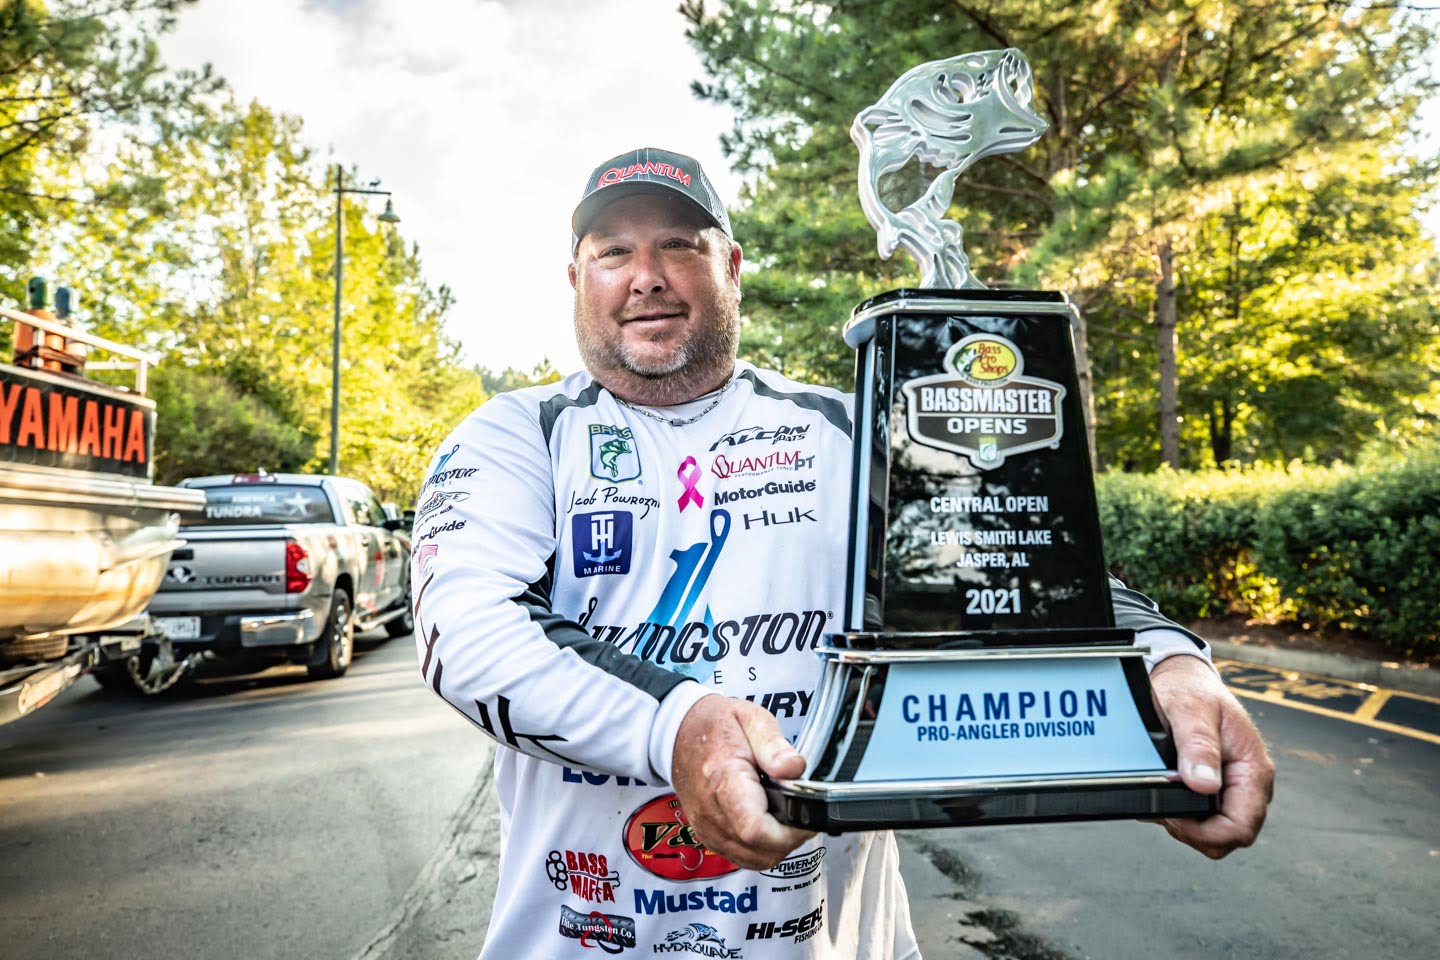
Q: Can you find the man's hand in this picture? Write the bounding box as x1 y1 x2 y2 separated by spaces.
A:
670 694 815 870
1150 655 1276 859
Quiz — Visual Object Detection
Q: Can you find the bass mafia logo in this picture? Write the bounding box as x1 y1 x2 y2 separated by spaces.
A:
901 334 1065 468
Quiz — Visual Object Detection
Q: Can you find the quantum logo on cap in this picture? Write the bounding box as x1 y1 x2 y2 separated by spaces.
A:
599 161 691 188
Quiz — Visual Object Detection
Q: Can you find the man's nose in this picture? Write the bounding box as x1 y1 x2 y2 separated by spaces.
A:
629 249 667 296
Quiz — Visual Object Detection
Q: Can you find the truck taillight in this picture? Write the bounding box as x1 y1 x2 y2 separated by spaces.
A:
285 541 312 593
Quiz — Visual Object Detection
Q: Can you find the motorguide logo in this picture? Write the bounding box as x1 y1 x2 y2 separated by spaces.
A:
624 794 737 881
713 478 815 506
655 922 745 956
558 905 636 954
548 849 622 904
901 333 1065 469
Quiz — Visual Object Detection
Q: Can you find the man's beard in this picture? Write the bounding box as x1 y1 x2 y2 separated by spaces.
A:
574 290 740 406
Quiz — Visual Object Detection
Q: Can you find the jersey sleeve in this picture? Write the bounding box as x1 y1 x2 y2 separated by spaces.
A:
1109 576 1216 672
411 392 712 783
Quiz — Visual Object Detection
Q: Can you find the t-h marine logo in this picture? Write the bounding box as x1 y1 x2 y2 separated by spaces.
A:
901 333 1065 468
572 510 633 578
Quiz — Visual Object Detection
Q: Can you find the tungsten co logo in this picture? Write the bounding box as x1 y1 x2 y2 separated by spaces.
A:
557 905 636 953
590 424 642 482
572 511 633 577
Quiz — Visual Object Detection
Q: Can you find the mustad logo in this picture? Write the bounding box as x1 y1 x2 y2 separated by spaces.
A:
714 478 815 505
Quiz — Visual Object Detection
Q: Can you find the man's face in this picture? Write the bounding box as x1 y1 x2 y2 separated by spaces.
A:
570 192 742 403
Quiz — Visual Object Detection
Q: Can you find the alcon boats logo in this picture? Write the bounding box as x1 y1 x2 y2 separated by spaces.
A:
901 333 1065 468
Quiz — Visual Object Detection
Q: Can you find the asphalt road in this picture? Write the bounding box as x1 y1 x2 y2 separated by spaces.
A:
2 636 1437 960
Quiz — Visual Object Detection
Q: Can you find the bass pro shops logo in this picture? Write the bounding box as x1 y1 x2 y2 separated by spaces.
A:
901 333 1065 469
590 424 642 482
624 793 738 882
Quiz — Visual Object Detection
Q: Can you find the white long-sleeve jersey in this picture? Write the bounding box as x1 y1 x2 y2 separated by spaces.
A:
412 360 1209 960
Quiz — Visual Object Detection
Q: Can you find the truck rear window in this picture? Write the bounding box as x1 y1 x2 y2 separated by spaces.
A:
188 485 336 526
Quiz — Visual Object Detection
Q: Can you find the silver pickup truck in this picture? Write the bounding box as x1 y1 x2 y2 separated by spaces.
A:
96 473 413 690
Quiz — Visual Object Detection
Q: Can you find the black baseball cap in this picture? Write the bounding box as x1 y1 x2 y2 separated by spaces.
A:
571 147 732 251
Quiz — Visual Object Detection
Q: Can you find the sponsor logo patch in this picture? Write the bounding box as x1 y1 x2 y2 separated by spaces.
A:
708 423 809 452
624 794 738 882
676 456 704 511
591 424 642 482
415 490 469 525
738 507 817 531
713 479 815 506
710 450 813 480
745 901 823 944
416 518 465 543
572 511 633 578
558 904 636 953
635 888 756 917
415 543 439 578
901 333 1065 468
423 444 478 488
655 922 745 956
547 849 622 904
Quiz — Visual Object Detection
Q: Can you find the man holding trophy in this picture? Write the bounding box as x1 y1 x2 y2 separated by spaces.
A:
413 51 1273 960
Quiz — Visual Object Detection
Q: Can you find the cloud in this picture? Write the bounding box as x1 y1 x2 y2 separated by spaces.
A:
160 0 742 374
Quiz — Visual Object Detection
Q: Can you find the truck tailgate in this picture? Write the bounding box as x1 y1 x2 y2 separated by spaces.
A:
149 527 302 615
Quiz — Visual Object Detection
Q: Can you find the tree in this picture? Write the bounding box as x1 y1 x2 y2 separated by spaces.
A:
683 0 1440 467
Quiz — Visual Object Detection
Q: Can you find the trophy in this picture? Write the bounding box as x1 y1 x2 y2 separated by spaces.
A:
764 50 1217 831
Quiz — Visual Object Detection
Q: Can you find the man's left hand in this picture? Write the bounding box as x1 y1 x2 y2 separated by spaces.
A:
1149 655 1276 859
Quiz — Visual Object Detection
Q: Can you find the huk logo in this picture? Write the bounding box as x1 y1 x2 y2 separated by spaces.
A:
901 333 1065 469
572 511 633 578
590 424 642 482
624 793 738 882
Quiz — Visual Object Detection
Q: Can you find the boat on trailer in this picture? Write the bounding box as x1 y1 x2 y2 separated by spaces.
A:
0 282 204 723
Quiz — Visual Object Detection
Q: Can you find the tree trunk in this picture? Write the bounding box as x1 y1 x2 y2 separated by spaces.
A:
1066 294 1099 470
1156 238 1180 468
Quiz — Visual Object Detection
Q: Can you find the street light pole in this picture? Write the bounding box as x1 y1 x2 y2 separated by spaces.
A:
330 164 400 475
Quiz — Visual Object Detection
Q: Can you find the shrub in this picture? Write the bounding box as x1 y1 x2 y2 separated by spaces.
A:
1097 441 1440 655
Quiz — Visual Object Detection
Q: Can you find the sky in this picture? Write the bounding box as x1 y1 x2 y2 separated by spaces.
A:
159 0 744 376
159 1 1440 377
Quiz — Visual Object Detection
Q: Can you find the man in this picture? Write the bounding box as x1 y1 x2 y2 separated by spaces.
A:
413 147 1274 958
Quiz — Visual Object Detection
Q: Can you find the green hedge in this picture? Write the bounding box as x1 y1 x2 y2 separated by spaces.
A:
1096 441 1440 656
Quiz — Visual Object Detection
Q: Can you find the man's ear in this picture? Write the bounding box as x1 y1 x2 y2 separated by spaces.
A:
568 261 578 289
728 241 743 287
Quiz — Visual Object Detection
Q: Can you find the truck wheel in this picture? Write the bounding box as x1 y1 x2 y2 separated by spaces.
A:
384 576 415 639
308 590 354 679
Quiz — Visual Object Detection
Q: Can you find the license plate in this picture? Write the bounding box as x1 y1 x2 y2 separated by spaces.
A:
154 616 201 640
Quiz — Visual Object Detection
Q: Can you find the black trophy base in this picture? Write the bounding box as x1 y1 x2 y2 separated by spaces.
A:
765 776 1217 833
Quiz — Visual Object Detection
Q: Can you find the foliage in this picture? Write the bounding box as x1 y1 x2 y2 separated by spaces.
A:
683 1 1440 467
480 360 563 396
1097 441 1440 654
149 364 314 486
3 2 487 508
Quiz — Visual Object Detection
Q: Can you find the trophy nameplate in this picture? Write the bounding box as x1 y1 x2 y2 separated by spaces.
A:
764 52 1216 831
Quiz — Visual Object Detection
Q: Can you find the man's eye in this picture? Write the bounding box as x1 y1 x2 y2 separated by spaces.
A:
663 239 693 249
599 246 627 258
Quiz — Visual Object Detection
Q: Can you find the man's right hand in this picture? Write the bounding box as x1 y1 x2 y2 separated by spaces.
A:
670 694 815 870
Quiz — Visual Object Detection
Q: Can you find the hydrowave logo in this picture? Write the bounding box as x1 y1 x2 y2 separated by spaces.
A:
656 922 745 957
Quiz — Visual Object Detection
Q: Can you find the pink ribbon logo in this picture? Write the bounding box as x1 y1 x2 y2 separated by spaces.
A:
676 456 704 512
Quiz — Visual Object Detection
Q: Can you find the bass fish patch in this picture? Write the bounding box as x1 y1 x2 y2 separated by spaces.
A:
590 424 642 482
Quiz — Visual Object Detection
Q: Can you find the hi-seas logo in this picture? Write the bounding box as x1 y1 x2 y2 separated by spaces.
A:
746 901 823 944
901 333 1065 469
655 922 745 957
624 794 737 882
558 905 636 954
590 424 642 482
572 511 633 578
708 423 809 452
547 849 622 904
